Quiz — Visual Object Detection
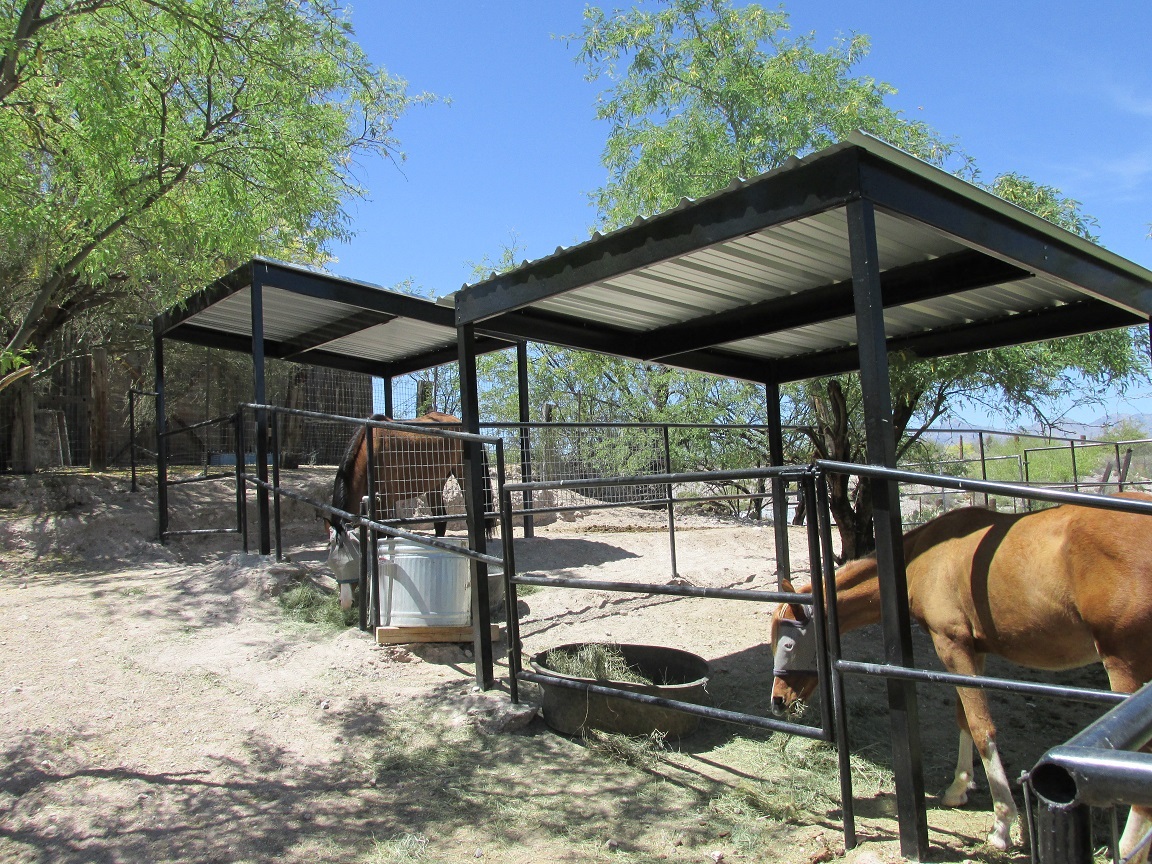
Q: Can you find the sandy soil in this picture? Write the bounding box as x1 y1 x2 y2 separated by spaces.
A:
0 470 1116 864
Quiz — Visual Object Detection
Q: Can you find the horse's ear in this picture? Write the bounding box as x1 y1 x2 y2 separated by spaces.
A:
787 603 810 625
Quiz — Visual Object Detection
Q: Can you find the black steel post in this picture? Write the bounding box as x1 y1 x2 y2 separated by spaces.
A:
847 197 929 860
500 485 521 703
364 420 381 628
516 341 535 538
153 324 169 543
383 375 394 419
250 264 271 555
458 323 494 690
1027 680 1152 864
978 432 989 507
233 412 245 546
765 381 791 579
1028 770 1093 864
816 471 856 849
663 424 678 577
271 411 282 561
129 389 138 493
358 519 369 632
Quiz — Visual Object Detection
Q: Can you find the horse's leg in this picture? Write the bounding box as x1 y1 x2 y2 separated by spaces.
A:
1100 654 1151 864
933 637 1018 850
428 485 447 537
941 714 976 807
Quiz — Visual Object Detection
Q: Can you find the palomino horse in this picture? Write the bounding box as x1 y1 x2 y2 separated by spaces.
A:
770 495 1152 858
326 412 496 609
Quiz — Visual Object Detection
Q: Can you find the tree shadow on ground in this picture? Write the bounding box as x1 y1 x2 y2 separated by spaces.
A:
0 682 728 864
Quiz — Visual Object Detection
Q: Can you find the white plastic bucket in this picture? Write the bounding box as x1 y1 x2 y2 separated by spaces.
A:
379 538 471 627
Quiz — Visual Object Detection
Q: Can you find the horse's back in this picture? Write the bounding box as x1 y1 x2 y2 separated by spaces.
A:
910 494 1152 674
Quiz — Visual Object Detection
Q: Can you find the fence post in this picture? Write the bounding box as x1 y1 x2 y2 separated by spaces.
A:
516 341 534 538
271 411 282 561
235 408 248 553
129 390 138 492
1070 440 1079 493
90 345 109 471
663 425 678 578
978 432 989 507
1026 771 1093 864
364 418 381 629
154 326 169 543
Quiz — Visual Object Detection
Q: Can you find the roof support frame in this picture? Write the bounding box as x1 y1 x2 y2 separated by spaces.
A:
858 152 1152 318
639 249 1030 362
278 310 397 360
772 297 1144 383
848 197 929 860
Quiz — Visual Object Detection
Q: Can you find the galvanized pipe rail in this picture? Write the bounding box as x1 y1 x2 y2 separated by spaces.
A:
235 403 506 688
1025 682 1152 864
816 459 1152 861
157 411 241 541
497 465 858 847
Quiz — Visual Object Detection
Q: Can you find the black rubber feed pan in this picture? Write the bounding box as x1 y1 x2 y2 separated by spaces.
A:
530 643 710 739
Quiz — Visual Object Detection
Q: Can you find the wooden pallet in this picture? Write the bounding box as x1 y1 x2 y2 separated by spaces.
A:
375 624 503 645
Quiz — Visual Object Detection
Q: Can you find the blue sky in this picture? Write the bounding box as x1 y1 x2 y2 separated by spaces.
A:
334 1 1152 427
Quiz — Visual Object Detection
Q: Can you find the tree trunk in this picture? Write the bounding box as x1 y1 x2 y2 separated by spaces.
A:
809 380 863 562
10 374 37 473
279 364 308 467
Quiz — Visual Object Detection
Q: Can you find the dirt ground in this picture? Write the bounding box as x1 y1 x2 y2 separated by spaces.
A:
0 470 1117 864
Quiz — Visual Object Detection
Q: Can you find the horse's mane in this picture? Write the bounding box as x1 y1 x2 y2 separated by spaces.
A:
330 414 390 531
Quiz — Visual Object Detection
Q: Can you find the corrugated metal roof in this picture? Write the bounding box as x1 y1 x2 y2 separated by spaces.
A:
155 258 506 378
160 134 1152 386
458 133 1152 383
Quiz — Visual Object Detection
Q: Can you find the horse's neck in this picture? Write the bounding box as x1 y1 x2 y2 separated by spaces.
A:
832 557 883 632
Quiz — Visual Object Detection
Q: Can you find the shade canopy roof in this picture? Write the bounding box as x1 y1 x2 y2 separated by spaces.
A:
457 133 1152 385
155 258 515 378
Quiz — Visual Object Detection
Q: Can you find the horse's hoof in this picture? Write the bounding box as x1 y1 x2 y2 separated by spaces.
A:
987 822 1013 851
941 781 972 808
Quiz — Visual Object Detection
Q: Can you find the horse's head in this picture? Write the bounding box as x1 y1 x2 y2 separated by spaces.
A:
769 599 818 716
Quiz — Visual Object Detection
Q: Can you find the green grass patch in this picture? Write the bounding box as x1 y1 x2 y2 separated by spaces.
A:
278 582 356 628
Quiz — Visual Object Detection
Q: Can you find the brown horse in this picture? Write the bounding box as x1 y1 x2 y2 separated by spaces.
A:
770 495 1152 858
326 412 496 608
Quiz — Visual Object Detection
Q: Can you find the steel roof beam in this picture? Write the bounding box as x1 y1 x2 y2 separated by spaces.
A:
253 260 456 326
772 299 1143 382
476 308 772 383
155 263 251 335
858 152 1152 318
379 335 517 378
278 310 396 360
639 249 1029 361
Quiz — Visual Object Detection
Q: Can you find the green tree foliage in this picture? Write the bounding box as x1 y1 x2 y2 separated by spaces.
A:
0 0 427 362
571 0 1149 558
574 0 958 227
1 0 428 471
